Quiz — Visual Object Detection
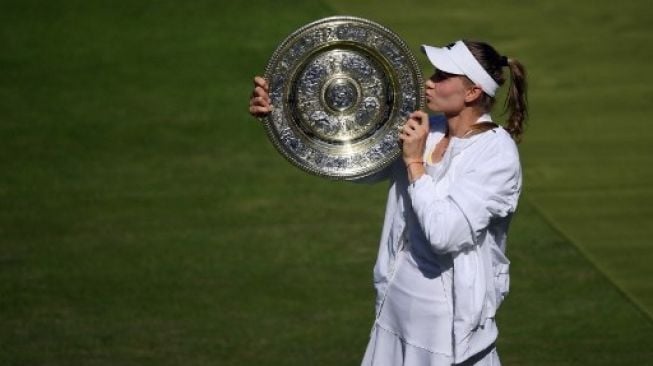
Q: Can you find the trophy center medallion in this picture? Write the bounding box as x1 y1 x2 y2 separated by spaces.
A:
323 77 360 112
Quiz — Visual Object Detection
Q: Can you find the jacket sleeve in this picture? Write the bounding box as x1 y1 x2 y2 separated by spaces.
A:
407 149 521 254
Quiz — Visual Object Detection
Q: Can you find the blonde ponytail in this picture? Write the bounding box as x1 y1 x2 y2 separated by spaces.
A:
504 58 528 142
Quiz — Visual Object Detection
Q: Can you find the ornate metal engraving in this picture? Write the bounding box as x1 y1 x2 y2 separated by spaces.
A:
263 16 424 180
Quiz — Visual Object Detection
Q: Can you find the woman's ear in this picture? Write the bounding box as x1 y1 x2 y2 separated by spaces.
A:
464 85 484 103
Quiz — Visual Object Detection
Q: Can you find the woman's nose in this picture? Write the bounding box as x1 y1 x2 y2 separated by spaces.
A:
425 78 435 88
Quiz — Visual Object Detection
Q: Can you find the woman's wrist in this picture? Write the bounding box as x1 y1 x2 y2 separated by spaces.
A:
405 160 425 183
404 158 423 165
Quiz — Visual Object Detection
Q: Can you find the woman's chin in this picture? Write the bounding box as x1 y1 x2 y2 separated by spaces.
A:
426 102 442 113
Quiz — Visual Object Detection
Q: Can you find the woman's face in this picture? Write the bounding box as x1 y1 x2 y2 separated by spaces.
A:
424 70 471 114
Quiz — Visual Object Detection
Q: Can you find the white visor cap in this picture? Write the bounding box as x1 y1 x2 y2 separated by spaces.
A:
421 40 499 97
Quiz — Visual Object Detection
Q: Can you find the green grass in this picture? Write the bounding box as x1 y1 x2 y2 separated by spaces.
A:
1 0 652 365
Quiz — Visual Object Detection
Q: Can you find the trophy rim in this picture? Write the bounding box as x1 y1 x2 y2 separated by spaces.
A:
262 16 425 180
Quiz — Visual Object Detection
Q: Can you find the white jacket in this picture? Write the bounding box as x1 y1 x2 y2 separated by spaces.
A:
367 114 521 363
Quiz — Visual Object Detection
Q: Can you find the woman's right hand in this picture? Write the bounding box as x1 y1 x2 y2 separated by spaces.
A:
249 76 272 118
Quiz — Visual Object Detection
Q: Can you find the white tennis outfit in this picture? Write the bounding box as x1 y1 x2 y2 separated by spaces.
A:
361 114 522 366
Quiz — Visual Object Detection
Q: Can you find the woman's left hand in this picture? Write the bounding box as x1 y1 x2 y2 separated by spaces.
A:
399 111 429 165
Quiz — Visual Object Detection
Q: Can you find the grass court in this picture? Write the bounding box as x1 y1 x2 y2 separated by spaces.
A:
1 0 652 364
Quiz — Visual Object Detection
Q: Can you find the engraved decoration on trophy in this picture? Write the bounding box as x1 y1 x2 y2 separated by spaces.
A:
262 16 424 180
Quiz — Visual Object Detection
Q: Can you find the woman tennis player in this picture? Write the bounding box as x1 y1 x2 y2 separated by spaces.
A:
249 39 528 366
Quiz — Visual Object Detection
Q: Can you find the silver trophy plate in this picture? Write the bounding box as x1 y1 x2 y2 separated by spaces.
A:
263 16 424 180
